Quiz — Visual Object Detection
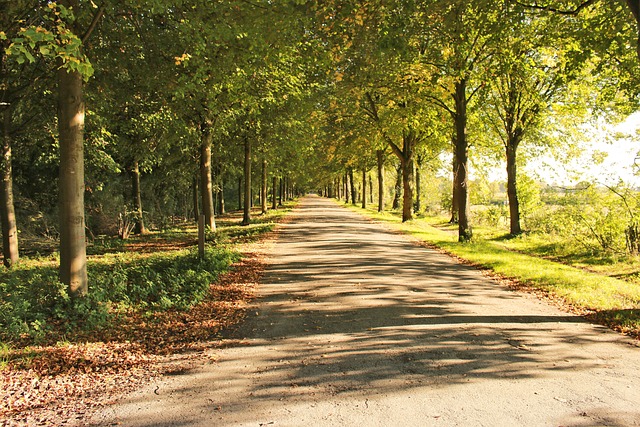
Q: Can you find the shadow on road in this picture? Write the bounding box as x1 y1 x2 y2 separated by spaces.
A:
100 196 640 427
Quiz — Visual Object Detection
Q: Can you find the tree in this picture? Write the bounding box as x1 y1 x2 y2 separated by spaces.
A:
57 0 104 296
413 0 506 241
481 10 587 235
242 133 252 225
7 1 105 296
376 148 385 212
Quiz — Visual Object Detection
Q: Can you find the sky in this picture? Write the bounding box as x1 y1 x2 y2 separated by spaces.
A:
524 111 640 187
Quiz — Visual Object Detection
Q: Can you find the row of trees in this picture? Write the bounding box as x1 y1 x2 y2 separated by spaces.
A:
1 0 639 298
309 0 639 241
1 1 326 296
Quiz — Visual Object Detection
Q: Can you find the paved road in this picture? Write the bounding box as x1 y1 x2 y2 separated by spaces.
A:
92 195 640 426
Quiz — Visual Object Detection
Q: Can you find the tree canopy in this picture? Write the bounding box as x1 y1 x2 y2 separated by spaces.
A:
1 0 639 293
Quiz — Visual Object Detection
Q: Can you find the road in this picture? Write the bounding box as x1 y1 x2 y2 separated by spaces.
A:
91 195 640 426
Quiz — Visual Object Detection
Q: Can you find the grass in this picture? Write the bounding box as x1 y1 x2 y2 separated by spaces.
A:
0 203 295 349
345 202 640 338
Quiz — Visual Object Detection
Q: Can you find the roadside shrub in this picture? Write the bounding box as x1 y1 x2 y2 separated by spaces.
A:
526 184 632 254
0 247 240 342
473 204 508 228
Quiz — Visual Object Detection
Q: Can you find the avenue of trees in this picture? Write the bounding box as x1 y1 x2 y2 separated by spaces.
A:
1 0 639 298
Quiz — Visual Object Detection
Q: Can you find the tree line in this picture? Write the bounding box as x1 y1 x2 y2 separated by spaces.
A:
1 0 639 298
310 0 639 240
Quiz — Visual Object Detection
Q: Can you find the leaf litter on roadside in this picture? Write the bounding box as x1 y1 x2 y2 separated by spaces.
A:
1 251 267 426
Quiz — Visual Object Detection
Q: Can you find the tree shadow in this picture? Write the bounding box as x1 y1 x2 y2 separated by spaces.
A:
102 197 640 427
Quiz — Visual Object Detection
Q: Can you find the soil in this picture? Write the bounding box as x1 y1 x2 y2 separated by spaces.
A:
89 195 640 426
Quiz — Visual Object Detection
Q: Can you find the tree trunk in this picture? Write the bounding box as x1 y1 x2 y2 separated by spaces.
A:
377 150 384 212
219 176 225 215
401 157 414 222
506 140 522 235
58 67 88 297
131 160 146 234
399 132 416 222
349 167 356 205
369 174 373 204
238 176 242 211
415 157 421 213
200 133 215 231
242 136 251 225
454 79 472 242
261 159 267 214
286 177 291 200
0 106 18 267
278 177 283 206
271 176 277 210
361 168 366 209
344 171 349 203
283 176 288 201
392 163 402 210
192 175 199 223
449 151 459 224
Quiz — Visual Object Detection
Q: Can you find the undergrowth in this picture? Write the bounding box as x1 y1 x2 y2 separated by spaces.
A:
0 203 295 346
0 247 240 344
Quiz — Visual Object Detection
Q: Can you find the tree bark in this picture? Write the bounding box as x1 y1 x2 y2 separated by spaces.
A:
192 175 199 223
1 105 18 267
200 132 215 231
278 177 283 206
349 167 356 205
272 175 277 210
238 176 242 211
392 163 402 210
283 176 288 201
369 174 373 204
401 156 414 222
286 177 291 200
219 176 225 215
449 148 459 224
242 136 251 225
344 171 349 203
415 157 421 214
377 150 384 212
261 159 267 214
398 131 416 222
131 160 146 234
361 168 366 209
506 140 522 235
454 79 472 242
58 67 88 297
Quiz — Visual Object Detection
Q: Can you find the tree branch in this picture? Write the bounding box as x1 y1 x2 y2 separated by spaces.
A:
81 4 106 44
514 0 599 15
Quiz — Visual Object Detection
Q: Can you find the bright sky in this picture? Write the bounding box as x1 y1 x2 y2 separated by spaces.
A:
524 112 640 187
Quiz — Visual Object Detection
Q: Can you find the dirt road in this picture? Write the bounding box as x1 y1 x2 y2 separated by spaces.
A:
91 195 640 426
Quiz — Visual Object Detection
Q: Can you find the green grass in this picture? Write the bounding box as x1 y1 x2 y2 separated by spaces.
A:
0 203 296 348
346 203 640 338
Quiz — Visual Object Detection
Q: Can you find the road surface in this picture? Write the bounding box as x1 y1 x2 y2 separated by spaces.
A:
91 195 640 426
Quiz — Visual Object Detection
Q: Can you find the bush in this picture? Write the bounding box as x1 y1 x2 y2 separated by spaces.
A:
0 247 240 342
527 184 633 254
473 203 508 228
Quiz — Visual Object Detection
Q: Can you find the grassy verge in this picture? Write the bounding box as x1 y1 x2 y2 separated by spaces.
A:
0 203 295 348
345 203 640 339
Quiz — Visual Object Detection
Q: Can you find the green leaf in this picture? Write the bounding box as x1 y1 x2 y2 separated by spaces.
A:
24 51 35 63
